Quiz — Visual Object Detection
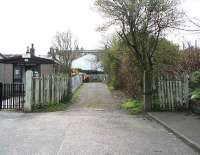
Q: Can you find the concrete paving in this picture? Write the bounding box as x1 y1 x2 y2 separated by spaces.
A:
0 83 199 155
149 112 200 152
69 83 118 111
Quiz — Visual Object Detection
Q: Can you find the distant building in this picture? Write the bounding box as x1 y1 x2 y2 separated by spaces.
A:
0 44 57 84
72 54 103 72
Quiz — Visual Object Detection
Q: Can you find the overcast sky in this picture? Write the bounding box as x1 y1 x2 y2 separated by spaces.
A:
0 0 200 55
167 0 200 48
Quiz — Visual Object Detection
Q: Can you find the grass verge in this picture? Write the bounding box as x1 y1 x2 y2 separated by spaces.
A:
121 100 144 114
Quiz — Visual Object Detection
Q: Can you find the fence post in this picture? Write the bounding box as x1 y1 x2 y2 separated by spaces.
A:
0 83 2 110
40 76 44 105
24 70 33 112
52 76 55 102
46 76 50 103
35 76 40 106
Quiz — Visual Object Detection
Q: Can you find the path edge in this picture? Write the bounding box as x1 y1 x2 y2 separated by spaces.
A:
146 112 200 153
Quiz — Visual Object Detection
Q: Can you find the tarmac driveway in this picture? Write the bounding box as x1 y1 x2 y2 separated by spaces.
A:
0 83 199 155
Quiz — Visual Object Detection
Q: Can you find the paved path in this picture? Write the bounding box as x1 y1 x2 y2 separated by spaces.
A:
149 112 200 151
0 83 199 155
70 83 118 111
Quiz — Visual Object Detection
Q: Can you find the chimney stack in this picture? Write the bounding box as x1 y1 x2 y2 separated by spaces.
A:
26 46 30 54
30 43 35 57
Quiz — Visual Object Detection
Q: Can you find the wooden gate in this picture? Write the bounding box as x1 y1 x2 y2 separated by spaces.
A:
0 83 25 110
153 74 189 111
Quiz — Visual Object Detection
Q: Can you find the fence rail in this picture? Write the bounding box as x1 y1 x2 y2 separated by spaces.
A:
0 83 25 110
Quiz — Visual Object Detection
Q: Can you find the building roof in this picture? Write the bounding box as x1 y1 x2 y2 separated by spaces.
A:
0 53 6 59
0 55 55 65
4 54 21 58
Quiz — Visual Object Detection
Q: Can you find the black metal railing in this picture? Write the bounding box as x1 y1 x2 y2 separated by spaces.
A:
0 83 25 110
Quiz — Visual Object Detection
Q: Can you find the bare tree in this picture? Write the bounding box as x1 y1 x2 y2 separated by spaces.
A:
49 31 78 74
186 16 200 31
49 30 78 97
95 0 183 111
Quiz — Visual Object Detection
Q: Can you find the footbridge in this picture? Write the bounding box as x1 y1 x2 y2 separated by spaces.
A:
71 49 105 60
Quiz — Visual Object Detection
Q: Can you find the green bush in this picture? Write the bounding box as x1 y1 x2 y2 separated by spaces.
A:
121 100 144 114
111 76 120 89
191 71 200 84
191 89 200 103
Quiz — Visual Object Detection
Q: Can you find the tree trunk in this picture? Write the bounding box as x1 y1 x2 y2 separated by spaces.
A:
143 70 153 112
67 77 72 99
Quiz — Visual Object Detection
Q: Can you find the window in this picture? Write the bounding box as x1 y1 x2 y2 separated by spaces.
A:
14 66 23 83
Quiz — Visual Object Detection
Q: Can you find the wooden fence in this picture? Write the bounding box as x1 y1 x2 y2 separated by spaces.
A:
153 74 189 111
31 75 68 107
71 75 83 92
27 72 82 109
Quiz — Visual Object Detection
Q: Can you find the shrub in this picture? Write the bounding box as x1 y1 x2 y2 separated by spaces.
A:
192 71 200 83
191 89 200 103
111 76 120 89
120 53 143 97
190 71 200 90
